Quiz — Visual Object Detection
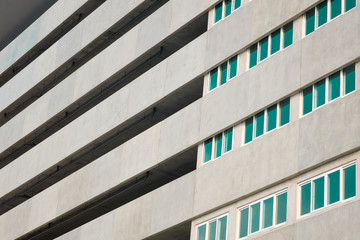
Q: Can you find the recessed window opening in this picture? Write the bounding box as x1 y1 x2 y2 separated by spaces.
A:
197 213 229 240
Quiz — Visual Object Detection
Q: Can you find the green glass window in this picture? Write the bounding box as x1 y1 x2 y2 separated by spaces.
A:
218 215 227 240
215 3 223 23
329 72 341 101
271 29 281 54
249 44 258 69
224 128 233 153
313 177 325 210
331 0 342 19
303 86 313 115
250 203 260 233
255 111 265 137
315 79 326 108
283 22 293 48
215 134 223 158
306 8 315 35
301 183 311 215
344 164 356 199
328 170 340 204
197 224 206 240
259 37 269 61
210 68 218 91
240 208 249 238
263 197 274 229
346 0 356 11
204 139 213 163
229 56 238 79
220 63 228 86
317 1 328 27
225 0 232 17
245 118 253 144
267 104 277 131
344 64 356 94
276 192 287 224
234 0 241 9
209 221 217 240
280 98 290 126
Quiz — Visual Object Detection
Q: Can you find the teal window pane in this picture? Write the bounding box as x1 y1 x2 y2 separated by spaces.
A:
239 208 249 238
328 170 340 204
210 68 218 91
344 164 356 199
263 197 274 229
197 225 206 240
215 3 223 23
259 37 269 61
249 44 258 69
303 86 313 115
280 98 290 126
301 183 311 215
250 203 260 233
317 1 328 27
209 221 217 240
234 0 241 9
329 72 341 101
225 0 232 17
255 111 264 137
344 64 356 94
313 177 325 210
306 8 315 35
204 139 213 163
346 0 356 11
270 29 281 54
245 118 253 144
276 192 287 224
283 22 293 48
267 104 277 131
218 216 227 240
229 56 238 79
215 134 223 158
224 128 233 153
331 0 342 19
220 63 228 86
315 79 326 108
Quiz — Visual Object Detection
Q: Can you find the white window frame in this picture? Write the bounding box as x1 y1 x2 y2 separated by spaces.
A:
208 55 239 93
196 213 229 240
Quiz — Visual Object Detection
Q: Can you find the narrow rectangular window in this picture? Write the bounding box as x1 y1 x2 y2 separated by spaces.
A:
345 0 356 11
331 0 342 19
344 64 356 94
306 8 315 35
220 63 228 86
197 224 206 240
344 164 356 199
249 44 258 69
209 221 217 240
267 104 277 131
283 22 293 48
280 98 290 126
204 139 213 163
276 192 287 224
303 86 313 115
255 111 265 137
239 208 249 238
250 203 260 233
301 183 311 215
234 0 241 10
215 134 223 158
210 68 218 91
270 29 281 54
314 79 326 108
313 176 325 210
229 56 238 79
245 118 253 144
224 128 233 153
317 1 328 27
225 0 232 17
259 37 269 61
328 170 340 204
329 72 341 101
218 215 228 240
263 197 274 229
214 3 223 23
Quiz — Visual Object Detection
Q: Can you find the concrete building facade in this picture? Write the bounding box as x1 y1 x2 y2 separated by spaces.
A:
0 0 359 239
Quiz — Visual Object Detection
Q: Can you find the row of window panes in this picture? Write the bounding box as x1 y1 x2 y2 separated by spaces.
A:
305 0 356 36
214 0 242 24
197 214 228 240
302 64 356 116
244 98 290 144
249 22 293 69
204 128 233 163
239 191 287 239
300 163 356 216
209 56 238 92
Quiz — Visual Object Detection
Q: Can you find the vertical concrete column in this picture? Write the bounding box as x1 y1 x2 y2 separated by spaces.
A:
290 93 300 123
293 17 303 42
